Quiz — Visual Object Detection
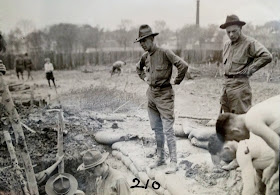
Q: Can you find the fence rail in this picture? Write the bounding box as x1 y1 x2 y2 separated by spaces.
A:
0 48 279 70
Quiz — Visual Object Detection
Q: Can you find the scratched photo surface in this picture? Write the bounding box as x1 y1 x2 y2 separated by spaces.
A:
0 0 279 194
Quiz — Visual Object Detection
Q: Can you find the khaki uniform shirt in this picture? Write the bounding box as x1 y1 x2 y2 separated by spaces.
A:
223 34 272 77
15 57 24 69
136 45 188 87
96 167 130 195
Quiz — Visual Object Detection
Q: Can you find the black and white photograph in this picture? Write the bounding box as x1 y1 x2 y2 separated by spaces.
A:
0 0 279 194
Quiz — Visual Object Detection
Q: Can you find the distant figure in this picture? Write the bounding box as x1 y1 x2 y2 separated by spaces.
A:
0 59 6 75
111 61 126 76
44 58 56 88
219 15 272 114
15 55 25 80
24 53 33 80
77 150 131 195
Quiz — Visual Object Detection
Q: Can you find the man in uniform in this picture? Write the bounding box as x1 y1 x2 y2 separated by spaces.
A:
216 95 280 193
14 55 25 80
111 60 126 76
77 150 130 195
220 15 272 114
23 53 33 80
134 24 188 174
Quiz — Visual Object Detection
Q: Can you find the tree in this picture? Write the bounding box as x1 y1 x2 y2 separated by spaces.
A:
78 25 101 52
16 20 36 37
0 32 7 52
153 20 173 46
115 20 133 50
7 28 25 54
25 30 48 52
48 23 78 53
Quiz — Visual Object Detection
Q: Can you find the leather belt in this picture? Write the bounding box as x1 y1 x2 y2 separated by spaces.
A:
225 74 248 79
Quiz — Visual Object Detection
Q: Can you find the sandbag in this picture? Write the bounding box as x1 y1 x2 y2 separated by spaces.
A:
138 172 153 188
116 151 122 160
111 142 122 150
94 131 132 145
129 163 139 177
120 149 129 156
182 120 198 135
122 156 132 168
188 126 215 141
163 189 171 195
146 168 155 180
155 171 167 189
112 150 118 157
174 124 187 137
133 160 144 172
154 187 165 195
166 174 187 195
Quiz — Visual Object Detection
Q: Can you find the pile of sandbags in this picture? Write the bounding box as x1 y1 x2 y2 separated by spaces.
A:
111 141 188 195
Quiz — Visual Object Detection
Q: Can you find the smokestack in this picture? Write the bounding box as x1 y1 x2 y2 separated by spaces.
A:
196 0 200 27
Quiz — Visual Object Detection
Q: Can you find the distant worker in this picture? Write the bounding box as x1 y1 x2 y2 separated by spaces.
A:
77 150 131 195
111 60 126 76
14 55 25 80
219 15 272 114
24 53 34 80
44 58 56 88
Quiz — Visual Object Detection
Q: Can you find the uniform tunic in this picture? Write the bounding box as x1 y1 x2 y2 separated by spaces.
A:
136 45 188 162
221 34 272 114
96 167 130 195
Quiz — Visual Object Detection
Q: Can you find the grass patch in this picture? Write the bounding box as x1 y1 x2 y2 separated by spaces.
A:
59 86 144 113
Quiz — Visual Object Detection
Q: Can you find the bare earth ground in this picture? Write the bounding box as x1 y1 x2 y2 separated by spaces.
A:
0 63 279 194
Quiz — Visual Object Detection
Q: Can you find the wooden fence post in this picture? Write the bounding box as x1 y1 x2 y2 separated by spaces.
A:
58 110 64 173
0 73 39 195
3 131 31 195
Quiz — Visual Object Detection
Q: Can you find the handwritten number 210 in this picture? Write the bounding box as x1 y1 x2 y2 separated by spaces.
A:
131 178 160 189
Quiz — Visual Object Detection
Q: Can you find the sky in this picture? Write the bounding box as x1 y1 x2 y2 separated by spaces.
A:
0 0 279 33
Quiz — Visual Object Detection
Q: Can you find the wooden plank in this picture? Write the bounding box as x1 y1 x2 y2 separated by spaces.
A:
58 110 64 173
0 73 39 195
3 131 30 195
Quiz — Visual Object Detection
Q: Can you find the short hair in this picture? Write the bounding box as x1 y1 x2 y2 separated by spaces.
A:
216 113 235 142
208 134 224 155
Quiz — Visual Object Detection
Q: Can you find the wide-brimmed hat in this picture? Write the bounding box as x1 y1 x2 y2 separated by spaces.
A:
134 24 159 43
220 15 246 29
45 173 78 195
77 150 109 171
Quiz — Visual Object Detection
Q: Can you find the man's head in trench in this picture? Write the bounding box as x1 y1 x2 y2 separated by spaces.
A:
216 113 250 142
77 150 109 177
208 134 237 165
